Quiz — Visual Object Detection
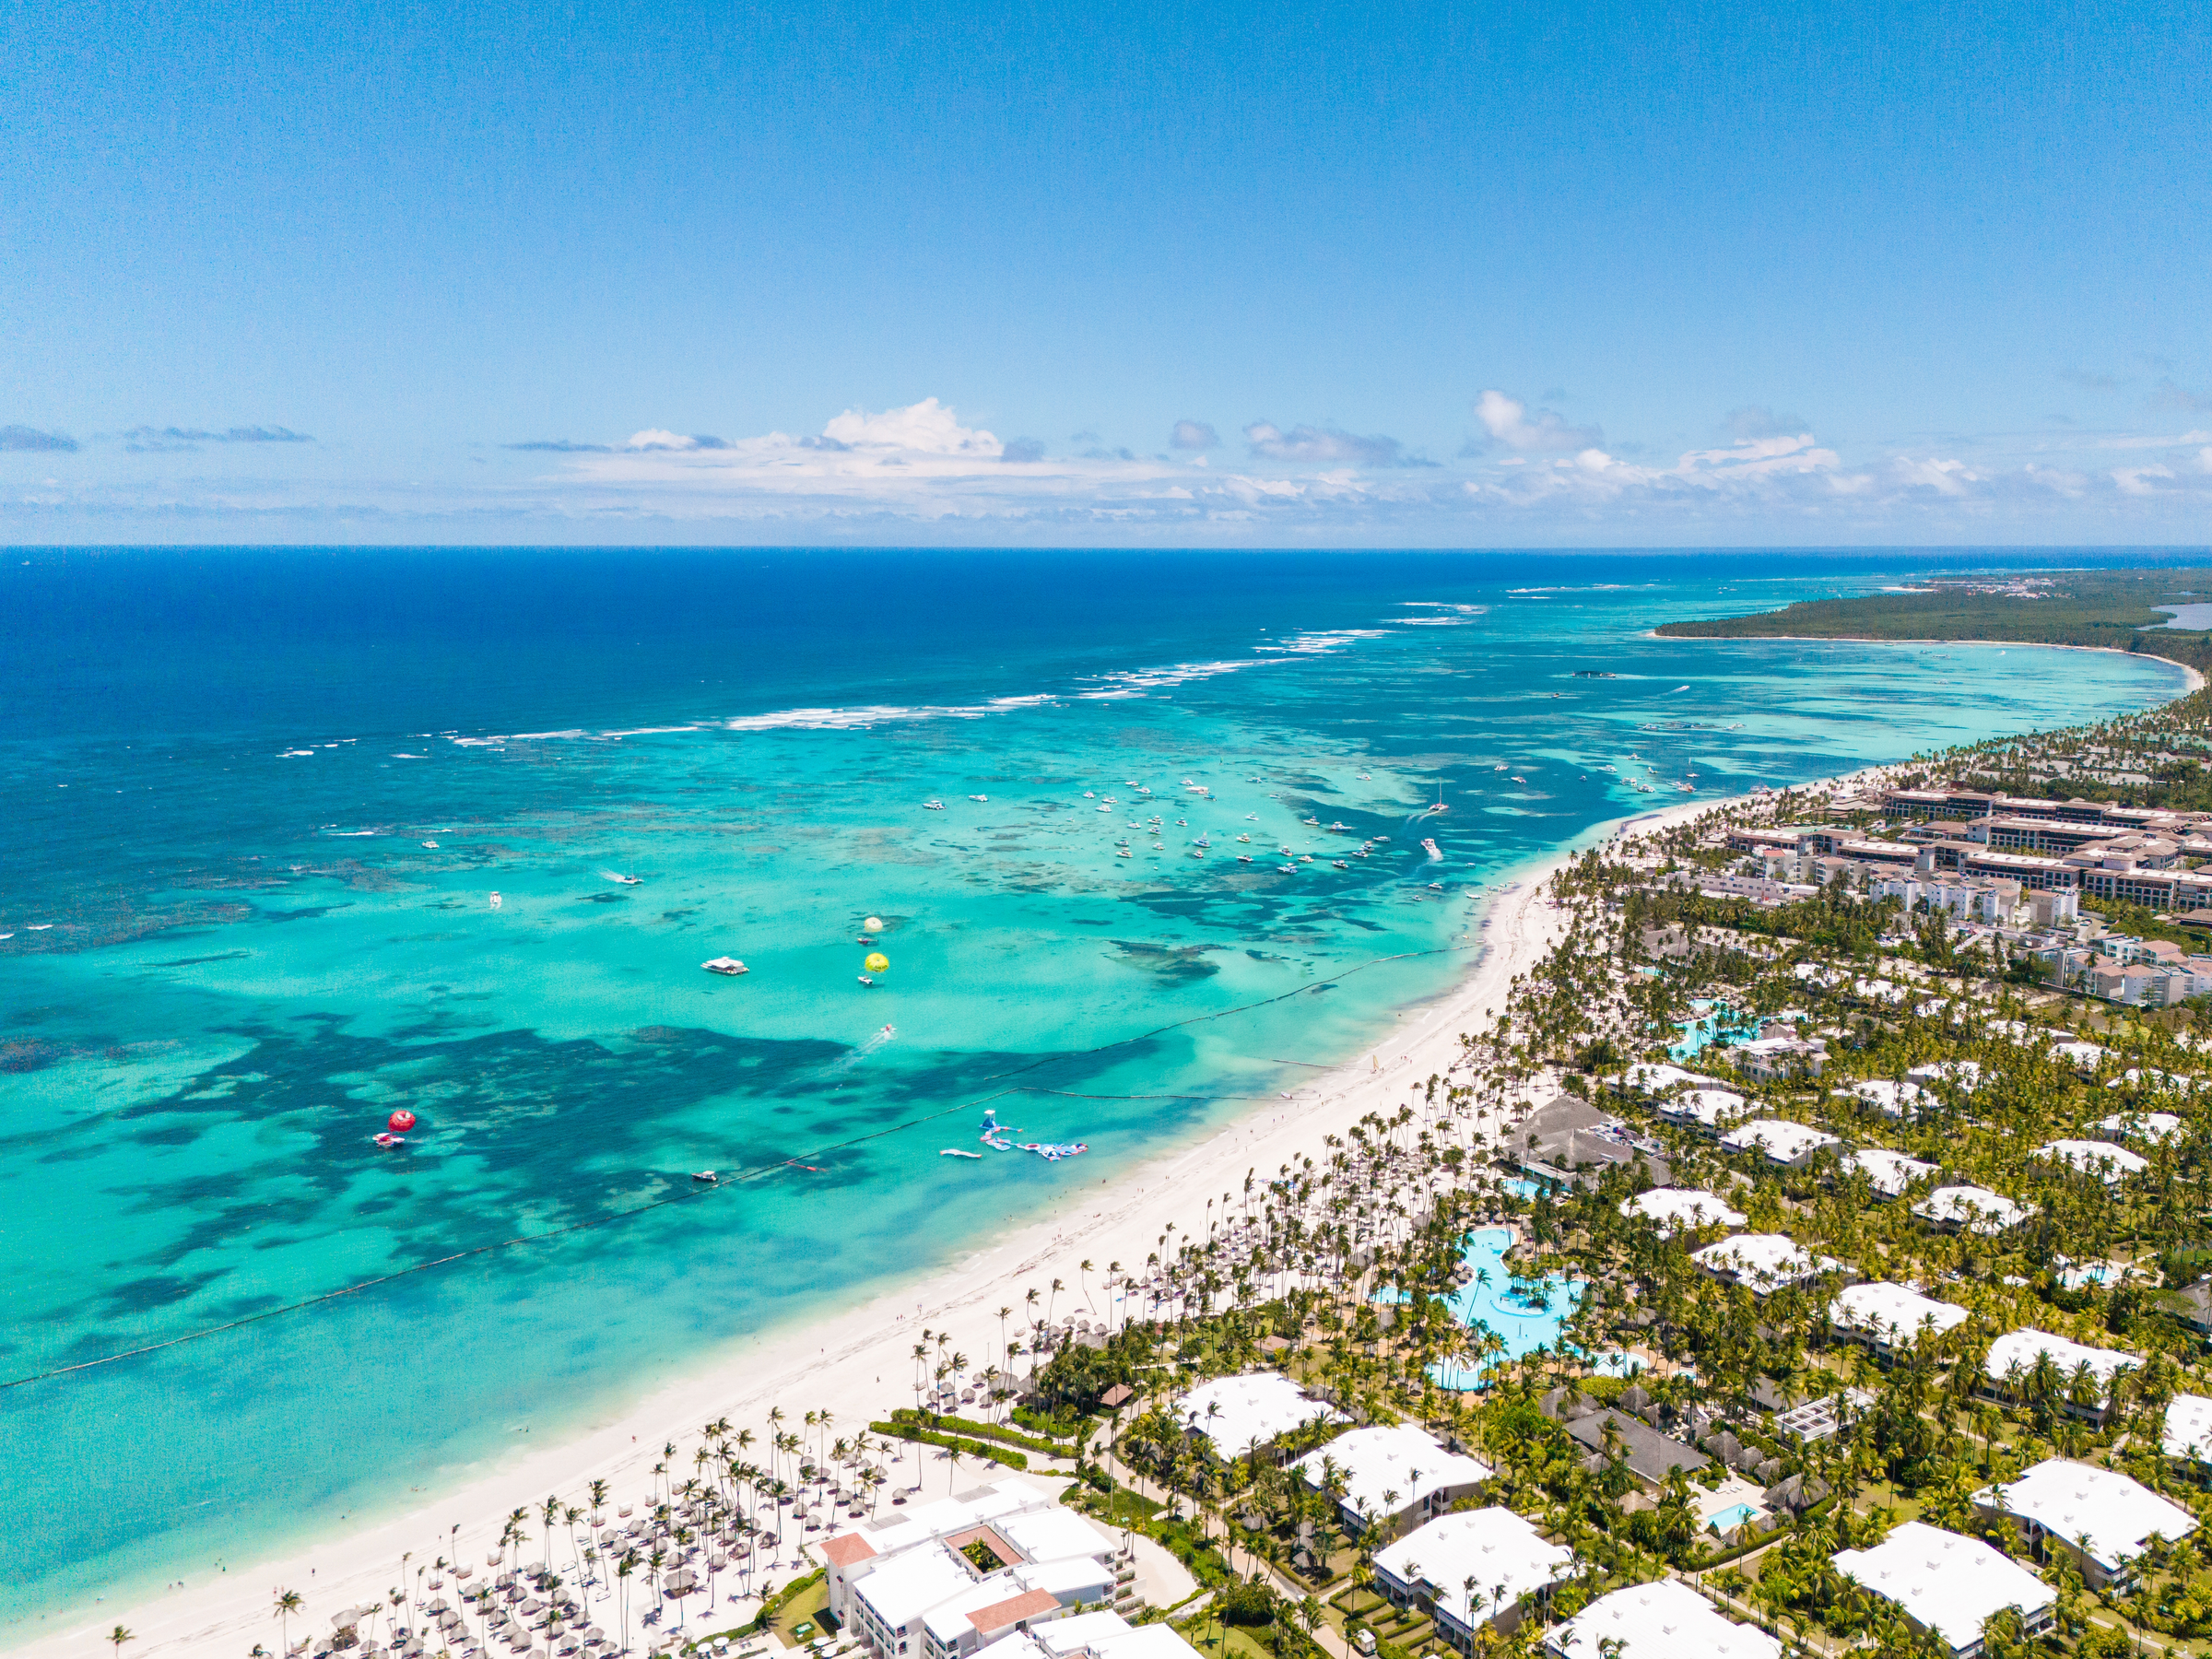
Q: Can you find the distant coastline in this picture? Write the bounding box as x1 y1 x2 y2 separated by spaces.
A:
1648 631 2207 697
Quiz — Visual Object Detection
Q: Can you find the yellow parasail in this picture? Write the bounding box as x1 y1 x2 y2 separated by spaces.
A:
864 952 890 974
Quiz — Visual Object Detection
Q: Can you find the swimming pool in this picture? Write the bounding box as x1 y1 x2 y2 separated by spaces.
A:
1426 1226 1587 1390
1708 1502 1760 1533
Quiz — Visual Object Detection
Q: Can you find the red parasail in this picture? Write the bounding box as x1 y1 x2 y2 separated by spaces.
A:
388 1110 418 1133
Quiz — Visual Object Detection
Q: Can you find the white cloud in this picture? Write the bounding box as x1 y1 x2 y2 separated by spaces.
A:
1471 390 1604 453
821 396 1003 455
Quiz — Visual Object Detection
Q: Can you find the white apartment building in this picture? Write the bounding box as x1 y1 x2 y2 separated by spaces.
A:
1546 1578 1778 1659
1372 1508 1573 1644
1291 1424 1491 1536
1976 1457 2198 1592
1831 1522 2055 1659
822 1479 1132 1659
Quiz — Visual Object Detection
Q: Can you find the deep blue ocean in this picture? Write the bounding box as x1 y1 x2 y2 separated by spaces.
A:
0 547 2190 1636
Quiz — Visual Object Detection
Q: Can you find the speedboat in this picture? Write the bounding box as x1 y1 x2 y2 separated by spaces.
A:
1238 854 1253 864
924 800 946 810
1277 863 1296 872
692 1171 719 1184
940 1148 983 1159
967 794 987 802
1237 833 1251 842
702 957 749 975
421 840 439 849
857 973 875 985
1117 848 1133 857
1333 860 1349 869
1420 838 1442 860
374 1132 406 1149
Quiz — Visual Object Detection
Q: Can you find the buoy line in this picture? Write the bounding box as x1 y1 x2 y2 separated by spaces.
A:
1 937 1482 1394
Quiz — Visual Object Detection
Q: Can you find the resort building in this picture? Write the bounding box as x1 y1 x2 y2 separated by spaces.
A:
1912 1184 2031 1235
976 1610 1199 1659
1974 1457 2198 1592
1718 1119 1840 1168
1170 1371 1343 1461
1545 1578 1778 1659
1841 1078 1931 1118
2033 1138 2148 1183
1979 1329 2136 1423
2163 1394 2212 1463
1828 1283 1969 1360
1653 1088 1750 1134
1618 1188 1745 1238
1559 1407 1711 1488
1513 1095 1670 1190
1291 1424 1491 1537
1690 1233 1841 1295
822 1479 1134 1659
1371 1508 1573 1644
1831 1521 2056 1659
1837 1147 1939 1198
1904 1059 1981 1094
2098 1110 2183 1143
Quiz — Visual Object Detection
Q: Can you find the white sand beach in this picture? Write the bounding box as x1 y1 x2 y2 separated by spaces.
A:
19 794 1731 1659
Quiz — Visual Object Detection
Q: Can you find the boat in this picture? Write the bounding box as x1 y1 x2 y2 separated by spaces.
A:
924 800 946 810
1097 804 1112 812
857 973 875 985
1421 838 1442 860
421 840 439 848
1237 833 1251 842
373 1132 405 1149
1194 837 1209 848
1511 775 1525 783
1277 863 1296 872
702 957 749 975
968 794 988 802
1189 849 1204 858
1238 854 1253 863
601 869 641 885
1333 859 1349 869
692 1171 720 1184
940 1148 983 1159
1430 783 1449 813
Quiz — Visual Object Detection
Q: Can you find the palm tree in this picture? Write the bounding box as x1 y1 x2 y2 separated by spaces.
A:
273 1589 302 1655
107 1626 134 1659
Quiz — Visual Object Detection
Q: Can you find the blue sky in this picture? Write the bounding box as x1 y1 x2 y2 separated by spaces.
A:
3 0 2207 545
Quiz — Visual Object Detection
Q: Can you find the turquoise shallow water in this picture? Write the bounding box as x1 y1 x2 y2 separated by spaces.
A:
0 548 2188 1635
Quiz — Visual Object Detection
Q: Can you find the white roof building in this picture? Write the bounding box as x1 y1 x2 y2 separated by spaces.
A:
1657 1088 1750 1132
2052 1040 2108 1071
1618 1188 1745 1237
1719 1119 1840 1166
1906 1058 1983 1094
982 1612 1199 1659
1690 1233 1840 1293
2034 1138 2148 1183
1831 1522 2054 1659
1843 1079 1931 1118
1912 1184 2031 1234
1982 1329 2136 1412
1839 1147 1940 1197
1292 1424 1491 1534
2165 1394 2212 1462
1171 1371 1343 1459
1621 1063 1726 1094
1829 1283 1969 1351
1372 1509 1572 1636
2098 1111 2183 1143
1545 1578 1778 1659
1978 1457 2196 1588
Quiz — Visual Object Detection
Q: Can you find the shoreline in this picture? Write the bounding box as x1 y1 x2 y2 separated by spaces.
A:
9 794 1725 1659
1647 630 2207 695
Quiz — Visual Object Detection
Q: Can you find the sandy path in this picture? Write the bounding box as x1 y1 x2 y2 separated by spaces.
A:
17 798 1720 1659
